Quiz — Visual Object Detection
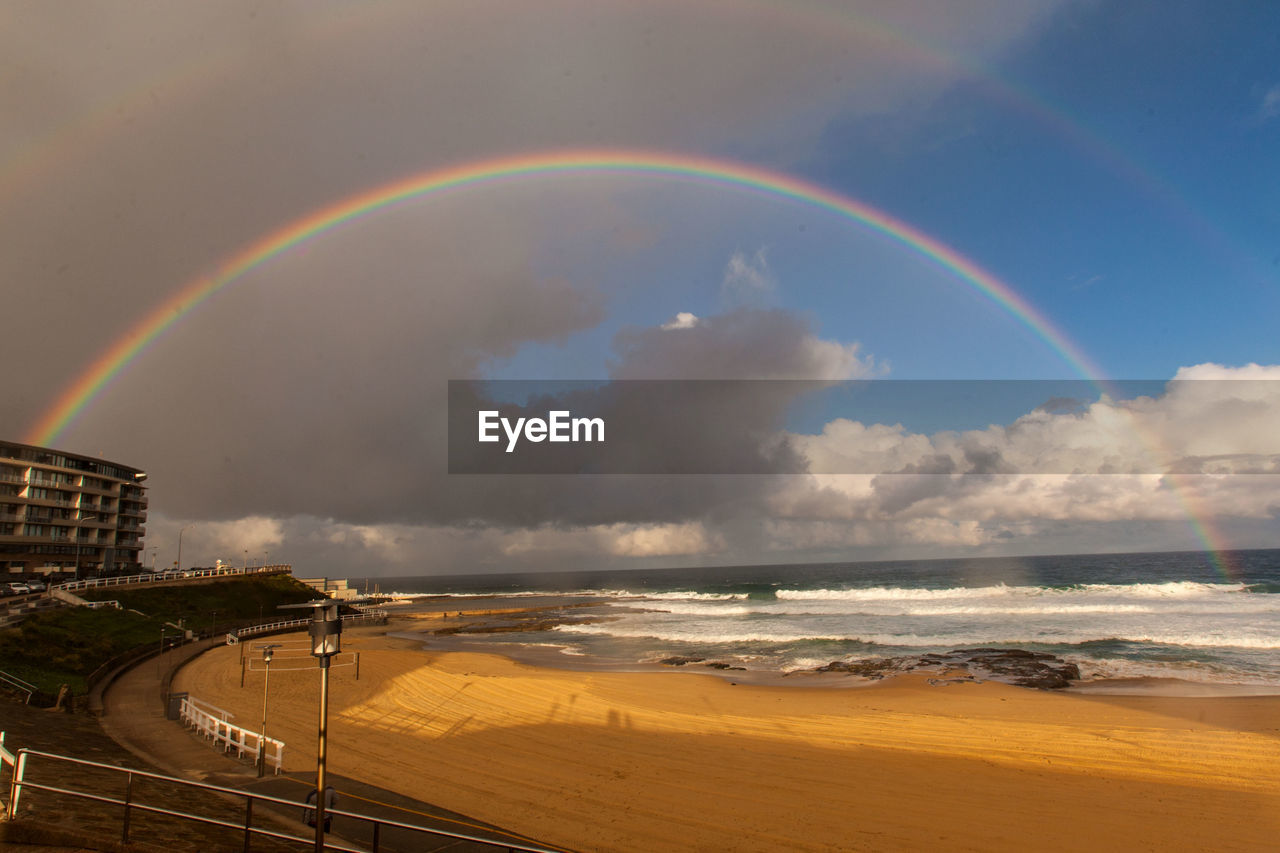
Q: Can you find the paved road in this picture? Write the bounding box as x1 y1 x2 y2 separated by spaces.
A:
96 636 564 852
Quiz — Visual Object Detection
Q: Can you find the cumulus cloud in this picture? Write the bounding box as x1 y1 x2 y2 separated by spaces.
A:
1257 84 1280 121
613 309 877 380
12 0 1192 575
721 248 777 307
661 312 700 330
147 515 284 570
769 366 1280 549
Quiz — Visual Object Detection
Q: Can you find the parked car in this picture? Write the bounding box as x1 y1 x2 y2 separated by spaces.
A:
26 580 46 593
5 582 31 595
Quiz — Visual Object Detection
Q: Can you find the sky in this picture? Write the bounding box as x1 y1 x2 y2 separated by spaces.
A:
3 0 1279 577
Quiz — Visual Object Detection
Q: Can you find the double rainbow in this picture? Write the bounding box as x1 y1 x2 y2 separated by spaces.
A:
22 148 1238 578
25 148 1101 446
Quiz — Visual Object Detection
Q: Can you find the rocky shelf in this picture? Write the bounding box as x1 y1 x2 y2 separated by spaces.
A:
798 648 1082 689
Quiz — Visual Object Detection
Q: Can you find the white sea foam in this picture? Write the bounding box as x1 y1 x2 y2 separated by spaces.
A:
553 619 1280 649
777 585 1011 601
775 581 1247 602
554 623 863 643
642 591 750 601
646 603 763 616
1077 657 1280 685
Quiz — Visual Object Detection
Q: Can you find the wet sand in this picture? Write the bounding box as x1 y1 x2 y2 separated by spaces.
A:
173 623 1280 852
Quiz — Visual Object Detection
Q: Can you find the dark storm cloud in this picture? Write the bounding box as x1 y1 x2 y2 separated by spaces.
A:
1 1 1077 573
129 306 859 528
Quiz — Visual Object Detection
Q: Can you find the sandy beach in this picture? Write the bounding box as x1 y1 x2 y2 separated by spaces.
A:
173 623 1280 852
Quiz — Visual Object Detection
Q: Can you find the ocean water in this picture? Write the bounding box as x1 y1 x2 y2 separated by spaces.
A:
361 549 1280 687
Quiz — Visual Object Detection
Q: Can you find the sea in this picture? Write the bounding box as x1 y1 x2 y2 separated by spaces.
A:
357 548 1280 690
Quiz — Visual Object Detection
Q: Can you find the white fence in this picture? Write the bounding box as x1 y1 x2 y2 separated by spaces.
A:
56 564 292 594
230 609 386 642
0 731 13 815
0 672 36 705
178 695 284 775
0 740 561 852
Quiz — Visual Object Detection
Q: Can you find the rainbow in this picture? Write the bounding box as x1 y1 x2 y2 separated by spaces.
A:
26 148 1103 447
22 147 1239 578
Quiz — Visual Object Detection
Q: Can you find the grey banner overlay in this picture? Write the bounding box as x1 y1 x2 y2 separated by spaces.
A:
447 379 1280 475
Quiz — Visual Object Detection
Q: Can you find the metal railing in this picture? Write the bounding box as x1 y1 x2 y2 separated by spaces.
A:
179 696 284 775
0 732 13 813
231 609 386 642
55 564 291 593
2 745 564 852
0 671 36 704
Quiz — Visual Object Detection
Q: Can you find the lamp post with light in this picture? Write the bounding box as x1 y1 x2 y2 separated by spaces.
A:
257 644 281 777
73 510 98 582
281 600 343 852
176 523 194 572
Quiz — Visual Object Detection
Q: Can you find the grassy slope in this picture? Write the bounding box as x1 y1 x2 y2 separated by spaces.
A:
0 574 320 695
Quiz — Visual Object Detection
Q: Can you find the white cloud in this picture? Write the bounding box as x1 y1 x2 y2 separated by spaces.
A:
775 365 1280 539
137 365 1280 574
1257 84 1280 121
615 309 880 380
721 248 776 306
661 312 700 330
499 522 721 558
147 515 284 570
605 522 721 557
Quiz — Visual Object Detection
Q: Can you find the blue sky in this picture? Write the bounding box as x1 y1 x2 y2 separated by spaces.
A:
474 1 1280 388
803 0 1280 378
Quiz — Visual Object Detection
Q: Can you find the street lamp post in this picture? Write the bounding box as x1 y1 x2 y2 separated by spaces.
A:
258 644 281 777
73 510 98 583
176 524 194 572
281 600 343 852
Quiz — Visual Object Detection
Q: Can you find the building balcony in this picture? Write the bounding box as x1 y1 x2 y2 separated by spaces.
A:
0 533 73 545
0 473 25 484
27 477 72 488
21 495 73 508
23 515 72 525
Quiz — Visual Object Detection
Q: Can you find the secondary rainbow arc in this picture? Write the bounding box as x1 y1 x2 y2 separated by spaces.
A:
26 148 1102 448
21 147 1239 578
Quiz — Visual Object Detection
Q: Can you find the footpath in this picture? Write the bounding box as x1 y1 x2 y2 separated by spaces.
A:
1 636 563 853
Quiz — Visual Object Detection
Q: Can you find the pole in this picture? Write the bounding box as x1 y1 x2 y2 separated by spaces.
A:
258 657 271 777
314 657 330 852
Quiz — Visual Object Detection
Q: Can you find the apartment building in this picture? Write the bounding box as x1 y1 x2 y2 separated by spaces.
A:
0 440 147 578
